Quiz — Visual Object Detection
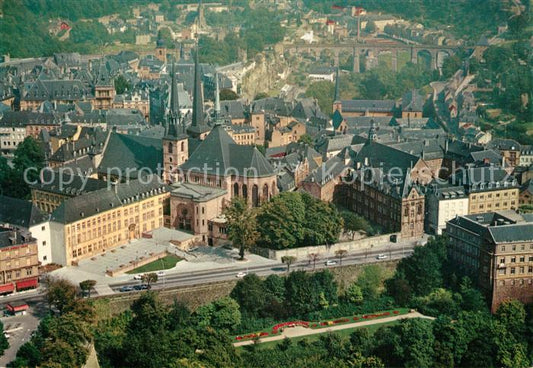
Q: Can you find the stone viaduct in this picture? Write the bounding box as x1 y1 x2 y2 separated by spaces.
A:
282 41 456 72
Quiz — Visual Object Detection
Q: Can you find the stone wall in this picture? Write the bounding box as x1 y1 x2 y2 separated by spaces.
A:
252 233 400 261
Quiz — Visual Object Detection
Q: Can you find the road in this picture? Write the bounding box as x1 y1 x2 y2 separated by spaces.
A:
0 245 415 303
109 246 414 293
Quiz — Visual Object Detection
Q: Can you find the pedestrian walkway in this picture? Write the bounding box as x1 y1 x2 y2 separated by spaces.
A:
93 284 115 296
234 311 434 347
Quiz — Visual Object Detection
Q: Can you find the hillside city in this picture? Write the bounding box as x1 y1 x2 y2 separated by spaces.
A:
0 0 532 367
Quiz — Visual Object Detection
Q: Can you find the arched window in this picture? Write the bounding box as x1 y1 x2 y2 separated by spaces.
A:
168 142 173 154
252 184 259 207
417 204 422 215
262 183 269 202
242 184 248 201
233 183 239 197
181 141 185 151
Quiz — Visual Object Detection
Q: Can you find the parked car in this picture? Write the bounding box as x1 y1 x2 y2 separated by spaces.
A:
133 284 150 290
376 254 388 260
325 260 337 266
119 286 134 292
236 271 247 278
133 274 144 280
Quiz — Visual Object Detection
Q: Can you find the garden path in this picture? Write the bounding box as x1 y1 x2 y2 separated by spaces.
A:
233 311 434 347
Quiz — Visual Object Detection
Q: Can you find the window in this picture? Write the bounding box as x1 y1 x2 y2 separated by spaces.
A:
511 267 515 274
41 226 45 231
520 256 525 262
511 257 516 263
42 241 46 246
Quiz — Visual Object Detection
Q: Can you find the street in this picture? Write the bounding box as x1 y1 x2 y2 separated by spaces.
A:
109 246 414 292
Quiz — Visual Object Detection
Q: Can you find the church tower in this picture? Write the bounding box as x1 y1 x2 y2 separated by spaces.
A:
163 62 188 183
367 118 377 144
186 40 210 139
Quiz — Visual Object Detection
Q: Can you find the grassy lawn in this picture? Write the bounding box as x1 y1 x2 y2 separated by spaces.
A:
126 254 182 274
243 320 401 350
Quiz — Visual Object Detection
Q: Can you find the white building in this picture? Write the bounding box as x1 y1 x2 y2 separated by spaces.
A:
0 196 52 265
425 184 469 235
0 124 25 157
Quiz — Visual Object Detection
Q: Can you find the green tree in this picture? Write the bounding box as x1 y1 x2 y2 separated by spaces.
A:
141 272 158 287
45 277 78 315
230 274 266 317
195 297 241 331
220 89 238 101
79 279 96 298
495 300 526 341
298 134 313 146
341 211 373 238
257 192 306 249
305 81 334 115
345 282 364 304
365 20 377 34
11 136 45 198
441 55 462 79
0 321 9 355
114 75 131 94
224 197 259 260
281 256 297 273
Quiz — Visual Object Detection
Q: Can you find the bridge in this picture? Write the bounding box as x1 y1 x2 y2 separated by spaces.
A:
281 40 457 72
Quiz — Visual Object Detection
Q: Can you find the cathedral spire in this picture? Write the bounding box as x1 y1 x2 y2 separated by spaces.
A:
187 38 210 138
166 61 181 137
214 70 222 125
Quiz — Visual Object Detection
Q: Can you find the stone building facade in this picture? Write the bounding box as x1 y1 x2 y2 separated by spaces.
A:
446 212 533 312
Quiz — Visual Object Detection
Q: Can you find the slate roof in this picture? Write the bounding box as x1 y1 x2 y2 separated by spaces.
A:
97 133 163 178
340 99 396 113
451 166 518 192
50 175 169 224
291 98 328 122
303 156 345 186
219 100 246 120
315 134 355 155
0 196 49 228
390 138 446 161
30 170 108 196
23 79 89 101
448 211 533 244
468 149 503 165
180 125 274 178
354 141 421 173
487 139 521 151
251 97 293 116
0 111 59 127
106 109 145 126
170 182 227 202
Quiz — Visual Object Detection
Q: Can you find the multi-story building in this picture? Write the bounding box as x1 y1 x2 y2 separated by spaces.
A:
425 183 468 235
113 90 150 121
0 112 60 157
0 228 40 295
268 121 306 148
0 195 51 265
488 139 522 167
31 171 108 214
49 176 170 265
225 125 256 146
452 166 519 214
20 79 90 111
339 132 426 239
519 146 533 167
446 211 533 312
93 65 116 111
